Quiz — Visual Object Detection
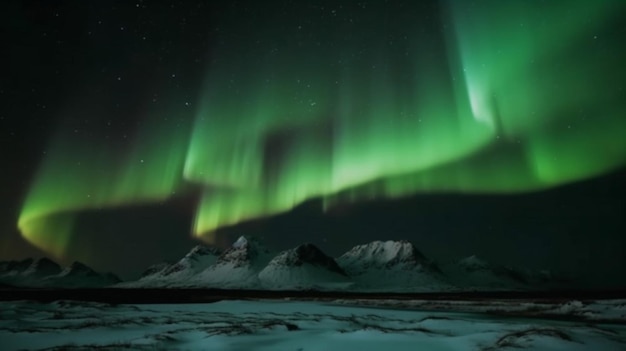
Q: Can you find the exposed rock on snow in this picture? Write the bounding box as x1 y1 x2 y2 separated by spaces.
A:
259 243 351 290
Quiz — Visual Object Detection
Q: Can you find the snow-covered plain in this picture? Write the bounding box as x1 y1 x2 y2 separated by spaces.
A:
1 299 625 350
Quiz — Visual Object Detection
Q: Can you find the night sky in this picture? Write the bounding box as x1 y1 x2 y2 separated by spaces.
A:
1 1 625 285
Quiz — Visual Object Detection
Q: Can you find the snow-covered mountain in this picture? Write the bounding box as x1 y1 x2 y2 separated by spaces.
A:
0 258 61 286
337 240 452 292
22 258 62 278
45 262 121 288
160 245 222 278
121 238 574 292
0 258 34 277
0 259 120 288
192 236 276 289
139 262 172 278
120 245 222 287
441 255 529 291
259 243 351 290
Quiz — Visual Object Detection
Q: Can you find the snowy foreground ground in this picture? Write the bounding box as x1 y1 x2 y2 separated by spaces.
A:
1 299 625 350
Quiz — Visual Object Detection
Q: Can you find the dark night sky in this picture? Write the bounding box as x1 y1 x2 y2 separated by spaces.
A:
0 1 624 285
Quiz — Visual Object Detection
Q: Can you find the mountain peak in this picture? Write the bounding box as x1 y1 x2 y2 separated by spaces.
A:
159 245 221 278
216 236 272 267
338 240 430 270
22 258 61 277
335 240 447 291
233 236 249 249
232 236 264 250
259 243 350 289
457 255 489 271
269 243 347 276
60 261 99 277
4 258 34 274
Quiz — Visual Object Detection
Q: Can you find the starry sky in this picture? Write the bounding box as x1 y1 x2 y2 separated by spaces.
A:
1 0 625 284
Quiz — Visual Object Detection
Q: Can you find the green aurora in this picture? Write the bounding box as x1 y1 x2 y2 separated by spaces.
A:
18 1 626 258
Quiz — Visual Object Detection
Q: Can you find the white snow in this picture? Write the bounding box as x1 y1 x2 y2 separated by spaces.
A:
0 299 624 351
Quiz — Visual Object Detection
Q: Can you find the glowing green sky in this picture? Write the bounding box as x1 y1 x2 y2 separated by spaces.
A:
18 1 626 258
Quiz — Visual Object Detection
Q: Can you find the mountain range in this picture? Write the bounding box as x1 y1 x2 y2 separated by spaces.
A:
119 236 569 292
0 237 569 291
0 258 120 288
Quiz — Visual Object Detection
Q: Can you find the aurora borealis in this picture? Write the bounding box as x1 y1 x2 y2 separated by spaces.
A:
11 0 626 261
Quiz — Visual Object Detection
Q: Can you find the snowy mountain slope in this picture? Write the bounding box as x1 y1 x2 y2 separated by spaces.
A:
44 262 121 288
139 262 172 278
0 258 34 278
192 236 276 289
120 245 221 287
337 240 452 292
21 258 62 278
441 255 529 291
258 243 351 290
159 245 222 278
0 258 60 286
